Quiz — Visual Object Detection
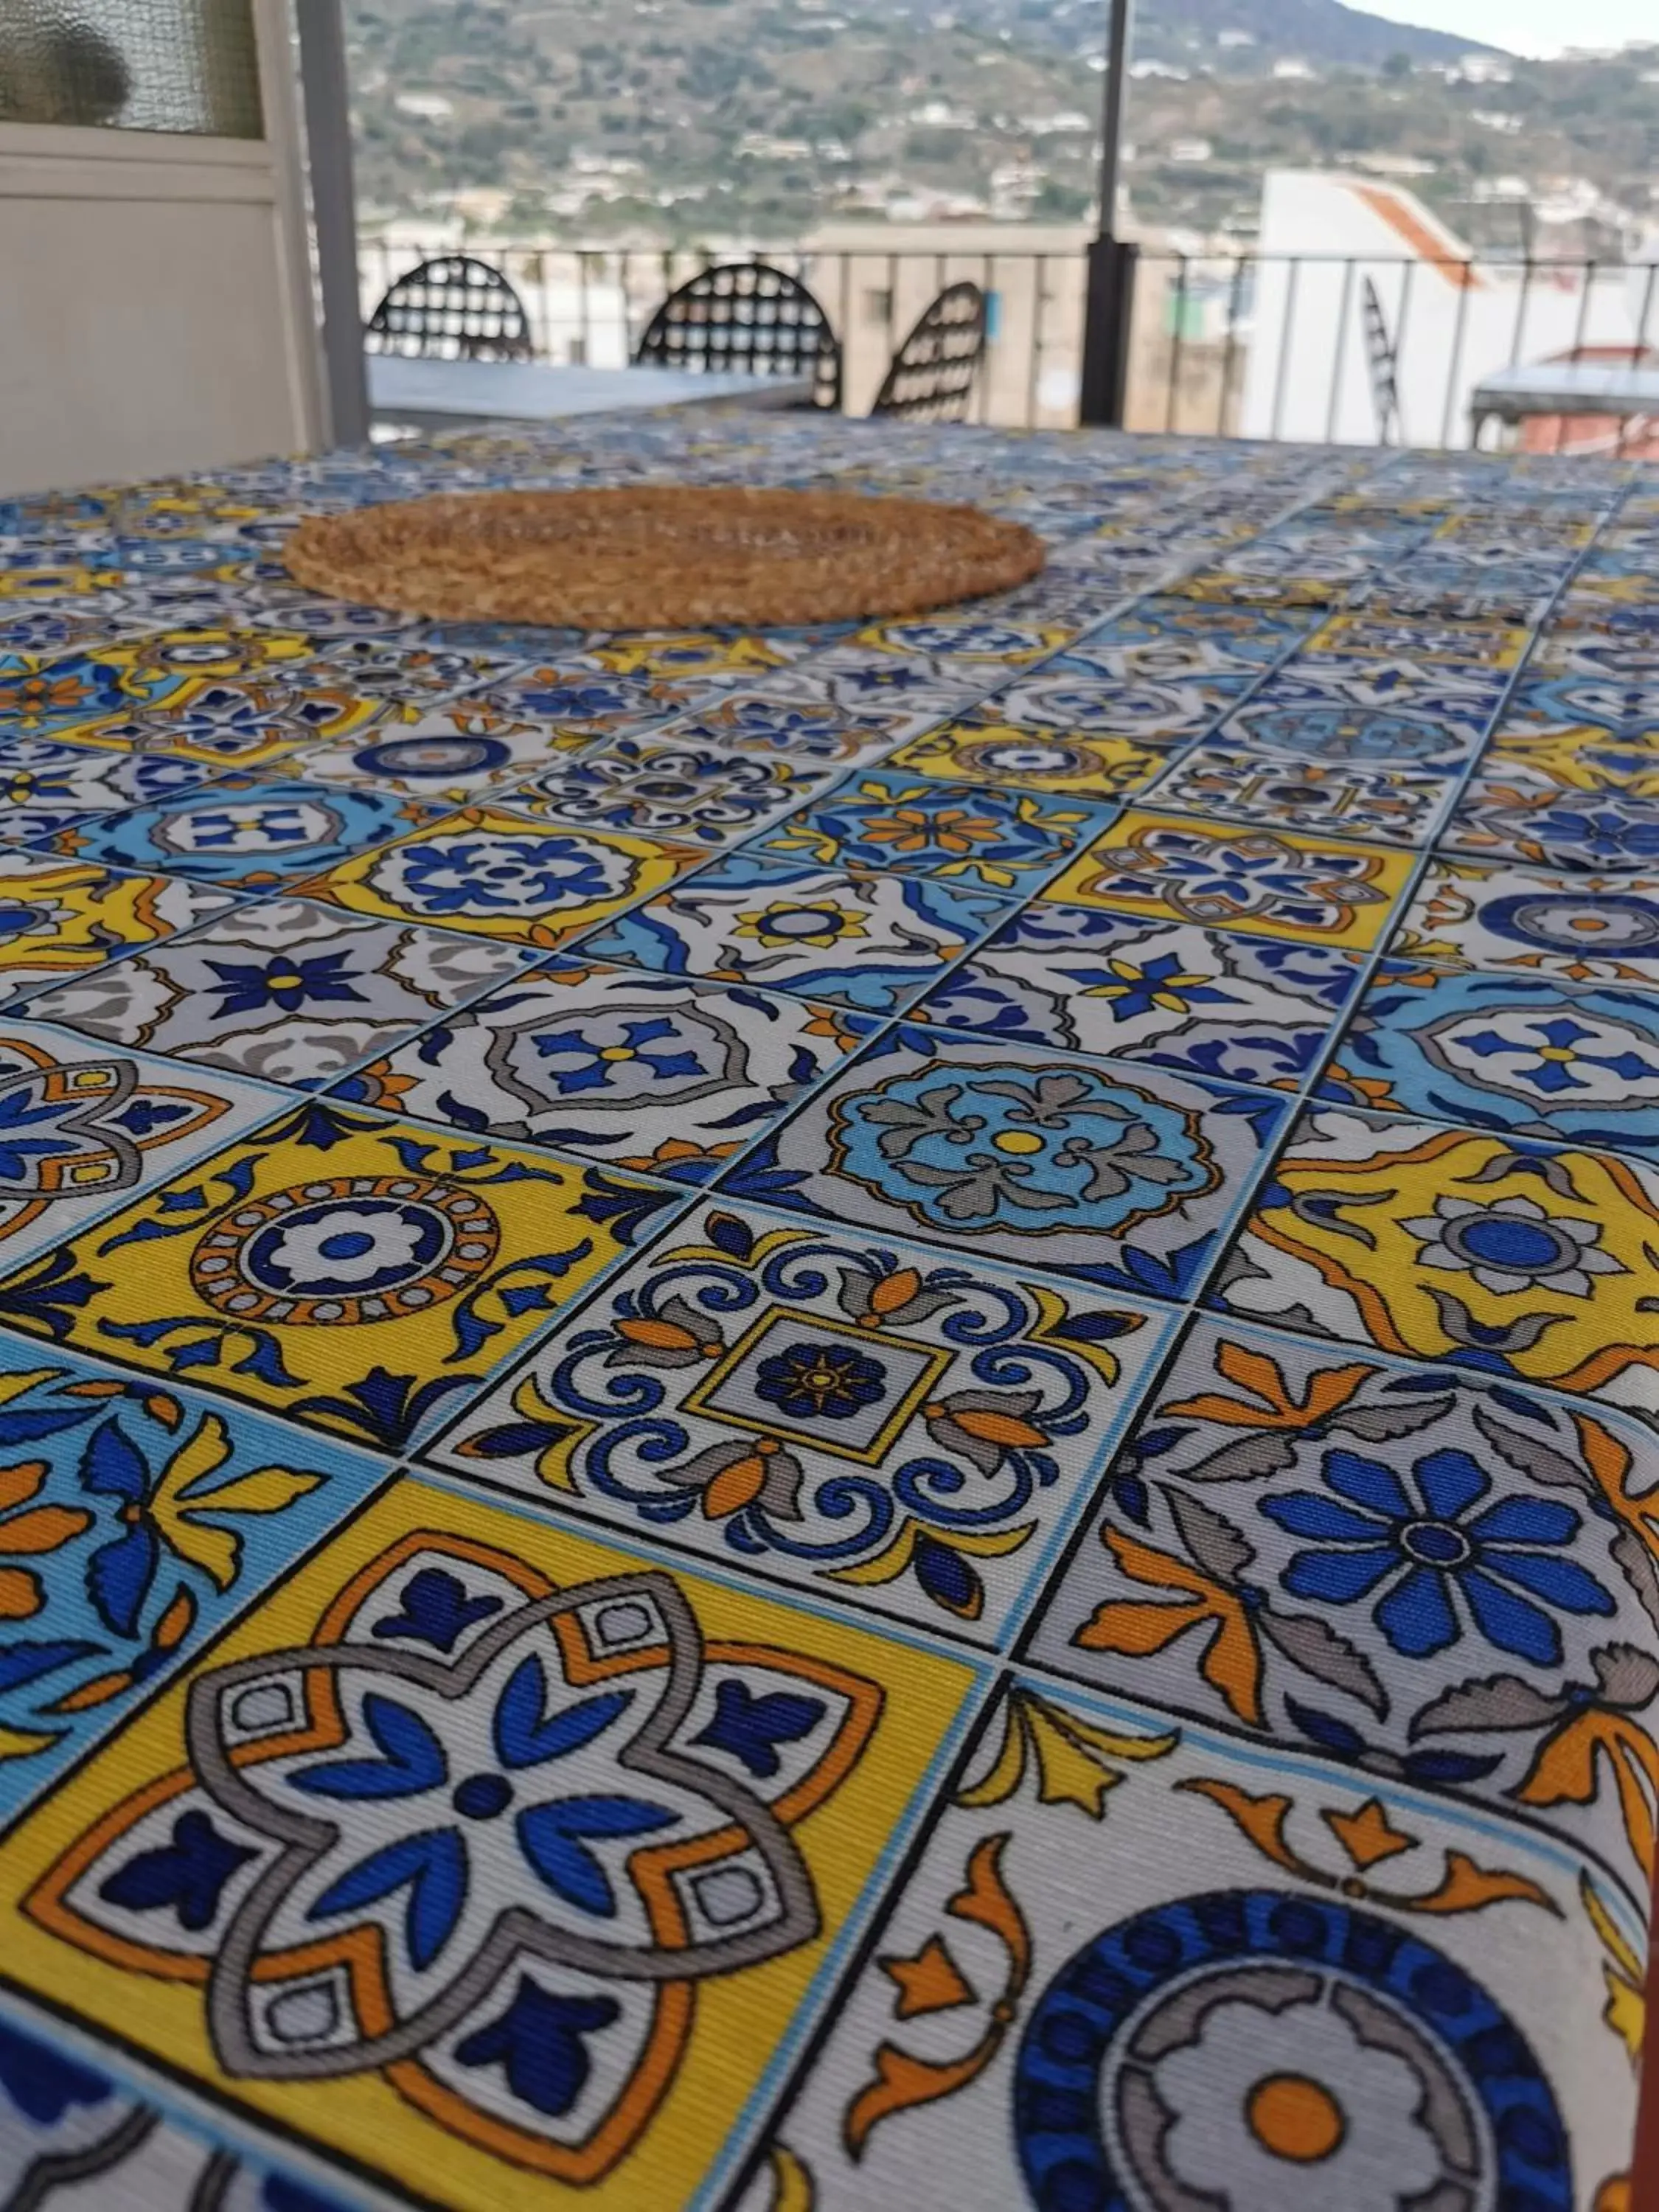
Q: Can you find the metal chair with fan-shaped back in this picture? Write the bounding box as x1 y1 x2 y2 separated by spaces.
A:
872 282 987 422
634 262 842 408
365 255 534 363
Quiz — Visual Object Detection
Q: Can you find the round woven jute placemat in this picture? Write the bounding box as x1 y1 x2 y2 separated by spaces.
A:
282 485 1045 629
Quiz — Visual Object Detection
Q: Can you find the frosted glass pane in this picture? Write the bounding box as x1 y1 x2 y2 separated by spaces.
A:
0 0 263 136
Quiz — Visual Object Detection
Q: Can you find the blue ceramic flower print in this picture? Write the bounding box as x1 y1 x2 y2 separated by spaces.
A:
56 779 437 891
473 667 681 734
1322 964 1659 1157
1447 773 1659 869
753 1338 889 1422
1259 1445 1613 1666
745 768 1118 891
0 739 216 840
395 830 621 916
291 1671 676 1961
724 1026 1282 1298
1390 858 1659 987
909 905 1362 1088
432 1195 1171 1638
0 1342 386 1821
577 855 1012 1015
828 1059 1216 1237
508 736 837 847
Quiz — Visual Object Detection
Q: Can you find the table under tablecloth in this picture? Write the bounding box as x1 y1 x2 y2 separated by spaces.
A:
0 408 1651 2211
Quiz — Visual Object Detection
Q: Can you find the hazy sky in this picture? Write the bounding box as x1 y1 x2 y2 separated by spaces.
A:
1358 0 1657 59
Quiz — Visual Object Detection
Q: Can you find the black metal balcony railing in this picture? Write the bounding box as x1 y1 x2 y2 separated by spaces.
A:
358 235 1658 454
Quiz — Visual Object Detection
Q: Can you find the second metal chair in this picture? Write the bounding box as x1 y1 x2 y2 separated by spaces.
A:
871 282 988 422
634 262 842 408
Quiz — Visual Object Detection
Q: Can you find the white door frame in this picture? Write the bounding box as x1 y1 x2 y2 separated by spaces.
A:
0 0 327 491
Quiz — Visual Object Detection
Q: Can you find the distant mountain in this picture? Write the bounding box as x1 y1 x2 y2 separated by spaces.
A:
927 0 1500 70
345 0 1644 247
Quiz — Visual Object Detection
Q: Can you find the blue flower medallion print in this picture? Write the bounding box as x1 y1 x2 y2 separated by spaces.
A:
189 1173 501 1326
69 1561 833 2083
753 1339 890 1423
828 1062 1217 1235
1259 1444 1614 1666
375 831 627 919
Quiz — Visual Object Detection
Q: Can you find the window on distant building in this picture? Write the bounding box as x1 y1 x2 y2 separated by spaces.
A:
984 290 1002 341
865 288 894 327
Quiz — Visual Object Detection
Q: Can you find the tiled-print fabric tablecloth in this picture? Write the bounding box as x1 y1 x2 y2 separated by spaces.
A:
0 409 1651 2212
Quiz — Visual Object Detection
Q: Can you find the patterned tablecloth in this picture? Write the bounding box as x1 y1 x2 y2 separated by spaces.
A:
0 409 1652 2212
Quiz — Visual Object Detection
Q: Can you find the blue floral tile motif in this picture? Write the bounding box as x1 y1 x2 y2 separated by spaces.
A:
465 663 689 737
428 1197 1173 1641
1363 558 1564 627
504 735 839 847
1298 610 1531 667
658 686 918 762
990 672 1245 744
0 2006 355 2208
817 616 1075 671
1495 673 1659 743
19 895 536 1091
1259 1436 1610 1666
1529 632 1659 684
0 1017 284 1270
1443 768 1659 869
1057 595 1318 681
907 906 1363 1090
1145 742 1455 847
304 637 529 698
1022 1317 1651 1895
45 779 439 891
0 738 220 838
1320 961 1659 1157
1220 666 1500 762
289 703 588 806
720 1024 1284 1298
1388 856 1659 985
577 853 1012 1015
745 768 1119 891
329 956 872 1183
0 1338 388 1823
0 600 140 660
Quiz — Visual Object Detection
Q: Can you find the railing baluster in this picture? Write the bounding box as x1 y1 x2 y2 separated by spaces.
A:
1561 257 1598 455
1217 254 1245 437
1390 257 1417 448
1028 255 1048 429
353 237 1652 460
1638 259 1659 361
978 252 992 424
886 251 899 408
837 251 852 417
1325 256 1356 442
1164 253 1187 433
1509 254 1534 370
1441 259 1473 449
1270 256 1299 442
1570 257 1596 358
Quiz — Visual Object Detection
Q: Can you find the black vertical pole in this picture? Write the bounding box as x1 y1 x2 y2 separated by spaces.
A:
296 0 369 448
1078 0 1135 426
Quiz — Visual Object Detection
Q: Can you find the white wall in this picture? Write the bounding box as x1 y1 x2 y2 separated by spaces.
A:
0 0 321 496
